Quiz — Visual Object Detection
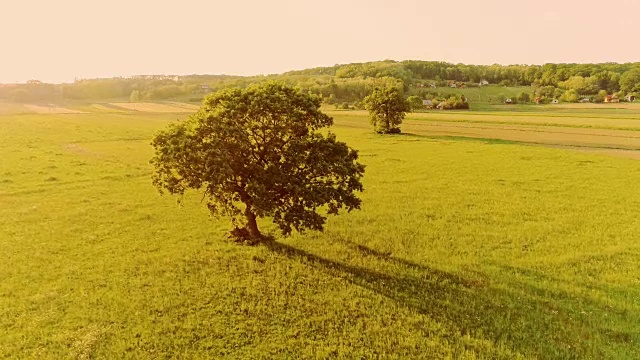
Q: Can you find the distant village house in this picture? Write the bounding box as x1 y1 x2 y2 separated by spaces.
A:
422 99 434 109
604 95 619 103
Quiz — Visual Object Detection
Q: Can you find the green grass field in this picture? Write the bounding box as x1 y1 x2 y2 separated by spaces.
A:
1 103 639 358
429 85 533 104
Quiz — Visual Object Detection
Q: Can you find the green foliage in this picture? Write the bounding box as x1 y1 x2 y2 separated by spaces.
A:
559 76 599 94
145 84 183 100
553 88 566 100
363 87 410 133
593 71 621 93
434 95 470 110
406 95 424 111
620 68 640 93
150 82 365 240
594 89 609 103
560 89 580 103
335 61 413 83
535 85 556 99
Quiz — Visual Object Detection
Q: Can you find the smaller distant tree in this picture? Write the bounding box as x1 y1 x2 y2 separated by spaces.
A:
364 87 410 134
129 90 141 102
407 95 424 111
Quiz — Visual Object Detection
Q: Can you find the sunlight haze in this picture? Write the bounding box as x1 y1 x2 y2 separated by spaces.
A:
1 0 639 83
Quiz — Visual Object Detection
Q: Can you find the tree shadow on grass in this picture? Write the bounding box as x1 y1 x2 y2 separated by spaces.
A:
490 263 640 344
264 241 631 359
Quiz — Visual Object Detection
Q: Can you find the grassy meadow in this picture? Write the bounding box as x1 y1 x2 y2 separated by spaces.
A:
1 101 639 358
428 85 532 104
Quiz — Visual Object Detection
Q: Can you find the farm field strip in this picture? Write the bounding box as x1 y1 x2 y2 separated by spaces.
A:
333 114 640 151
408 114 640 131
412 123 640 151
552 103 640 110
337 108 640 124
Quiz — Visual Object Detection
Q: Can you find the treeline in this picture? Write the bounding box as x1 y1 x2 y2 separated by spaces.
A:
0 74 404 105
287 60 640 92
2 60 639 105
0 75 245 102
0 81 58 102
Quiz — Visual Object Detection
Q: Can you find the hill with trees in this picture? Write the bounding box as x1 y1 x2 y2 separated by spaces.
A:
1 60 639 106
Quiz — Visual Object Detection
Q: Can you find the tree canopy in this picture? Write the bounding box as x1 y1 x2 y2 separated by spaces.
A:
364 86 410 134
150 82 365 243
406 95 424 111
620 69 640 93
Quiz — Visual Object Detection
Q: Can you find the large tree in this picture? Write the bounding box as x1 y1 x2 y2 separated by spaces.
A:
150 82 365 243
364 86 410 134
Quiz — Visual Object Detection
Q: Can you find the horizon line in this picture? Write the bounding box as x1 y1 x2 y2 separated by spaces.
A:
2 59 639 85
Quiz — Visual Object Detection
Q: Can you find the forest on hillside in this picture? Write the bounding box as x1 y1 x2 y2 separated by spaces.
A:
2 60 639 105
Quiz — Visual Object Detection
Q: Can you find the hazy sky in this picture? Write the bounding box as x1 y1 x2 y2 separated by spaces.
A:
1 0 639 83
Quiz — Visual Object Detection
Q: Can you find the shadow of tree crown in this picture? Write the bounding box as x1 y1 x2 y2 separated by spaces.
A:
265 240 630 359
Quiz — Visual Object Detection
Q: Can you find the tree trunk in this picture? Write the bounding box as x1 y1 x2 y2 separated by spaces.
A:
244 205 262 239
